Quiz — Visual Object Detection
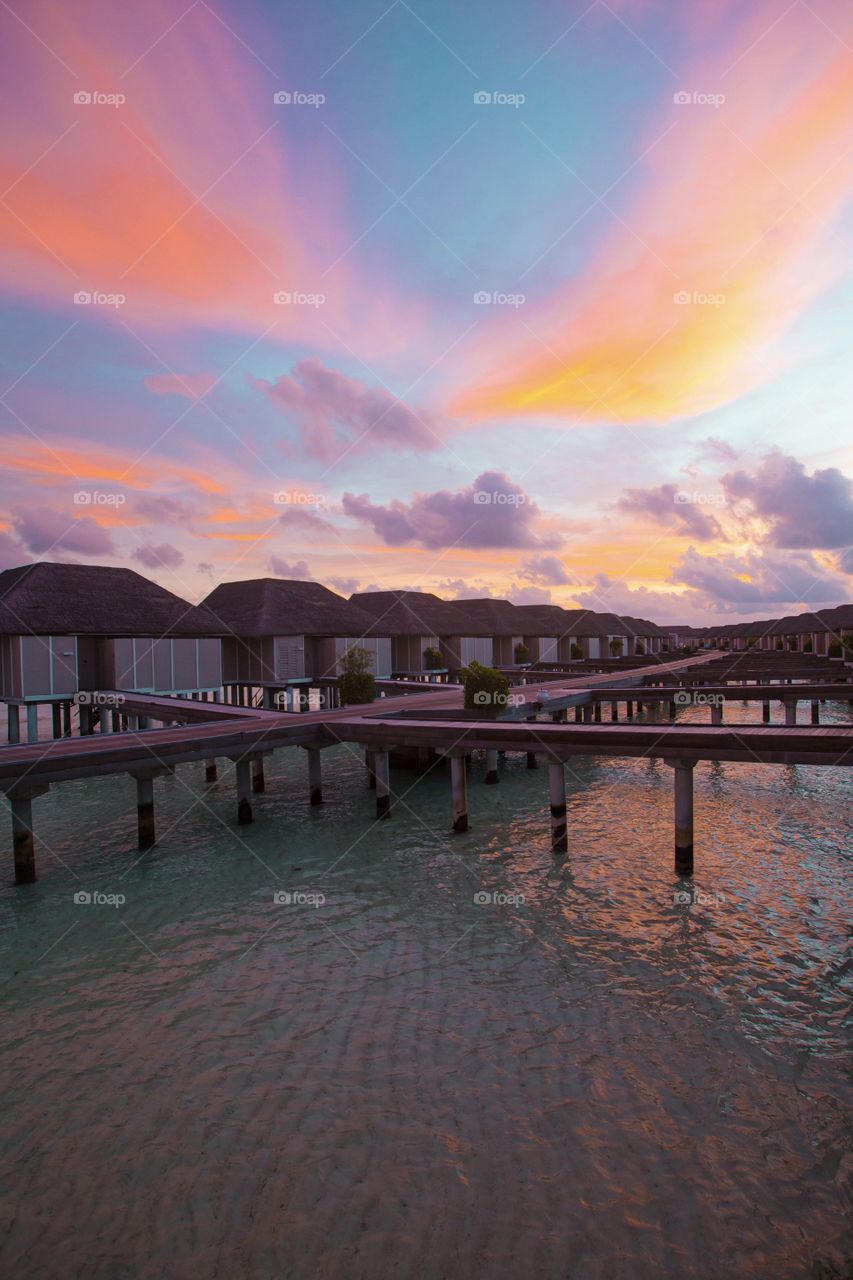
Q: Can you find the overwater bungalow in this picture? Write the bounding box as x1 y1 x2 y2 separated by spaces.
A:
0 562 223 740
203 578 391 684
350 590 490 676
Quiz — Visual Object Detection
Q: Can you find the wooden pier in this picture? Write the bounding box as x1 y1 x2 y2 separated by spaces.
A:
2 651 851 884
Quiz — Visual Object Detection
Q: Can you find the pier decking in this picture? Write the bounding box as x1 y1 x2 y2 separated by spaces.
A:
2 650 851 884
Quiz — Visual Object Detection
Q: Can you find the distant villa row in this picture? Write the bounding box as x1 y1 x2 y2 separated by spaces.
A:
0 561 850 704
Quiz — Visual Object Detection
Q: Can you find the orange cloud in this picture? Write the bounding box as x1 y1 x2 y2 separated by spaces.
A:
2 435 226 495
454 7 853 424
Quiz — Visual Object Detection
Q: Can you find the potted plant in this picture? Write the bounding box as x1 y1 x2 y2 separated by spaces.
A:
570 642 583 659
462 660 510 716
609 638 624 657
514 641 530 664
423 645 442 671
338 645 376 705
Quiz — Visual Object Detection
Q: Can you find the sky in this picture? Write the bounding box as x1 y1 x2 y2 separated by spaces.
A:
1 0 852 625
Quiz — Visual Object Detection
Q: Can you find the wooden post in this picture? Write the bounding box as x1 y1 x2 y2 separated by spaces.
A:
99 706 112 734
485 748 499 784
205 758 218 782
374 750 391 820
365 749 376 789
611 701 618 721
251 753 265 793
526 751 538 769
549 761 567 855
811 701 819 724
762 700 770 723
26 704 38 743
785 700 797 726
673 760 695 876
79 703 92 735
307 748 323 805
711 703 723 725
235 758 253 825
450 754 468 833
51 703 62 739
594 702 602 722
7 704 19 744
135 774 156 849
574 707 582 723
10 791 38 884
626 700 633 718
62 701 72 737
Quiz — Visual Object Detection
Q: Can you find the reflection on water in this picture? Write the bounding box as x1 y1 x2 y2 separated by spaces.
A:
0 700 851 1278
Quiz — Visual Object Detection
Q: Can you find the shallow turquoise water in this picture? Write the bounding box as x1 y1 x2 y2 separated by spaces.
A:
0 700 851 1278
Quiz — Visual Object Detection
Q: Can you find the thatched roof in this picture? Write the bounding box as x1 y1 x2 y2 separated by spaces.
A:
203 578 379 638
350 590 459 636
0 562 223 637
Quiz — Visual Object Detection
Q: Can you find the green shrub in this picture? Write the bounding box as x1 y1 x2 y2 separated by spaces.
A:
802 639 813 652
338 645 376 705
462 660 510 715
775 641 784 650
570 642 583 659
423 645 443 670
828 640 842 657
609 638 624 657
514 642 530 664
635 641 645 655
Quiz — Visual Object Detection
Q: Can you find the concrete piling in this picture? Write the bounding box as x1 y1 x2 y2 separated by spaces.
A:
549 762 568 855
673 760 695 876
235 759 253 825
135 774 156 849
450 754 468 833
374 750 391 820
307 748 323 805
485 748 499 784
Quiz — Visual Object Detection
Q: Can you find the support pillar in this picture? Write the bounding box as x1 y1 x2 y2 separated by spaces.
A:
26 704 38 743
811 701 819 725
251 753 266 793
673 759 695 876
594 702 602 723
135 774 156 849
52 704 62 739
485 748 499 784
611 702 618 722
99 707 112 734
711 703 723 725
450 754 467 833
366 749 376 789
235 758 253 825
785 700 797 726
762 700 770 723
374 750 391 820
526 751 538 769
549 761 567 855
7 704 19 744
626 701 633 718
10 792 38 884
307 748 323 805
205 758 218 782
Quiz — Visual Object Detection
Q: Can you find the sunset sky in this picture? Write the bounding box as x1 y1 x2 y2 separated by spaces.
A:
1 0 852 623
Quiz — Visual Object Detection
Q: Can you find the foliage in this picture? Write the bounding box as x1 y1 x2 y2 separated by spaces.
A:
828 640 842 657
462 660 510 715
570 642 583 659
338 645 376 705
514 641 530 664
802 639 813 652
635 641 645 655
609 638 624 657
775 641 784 650
423 645 443 670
